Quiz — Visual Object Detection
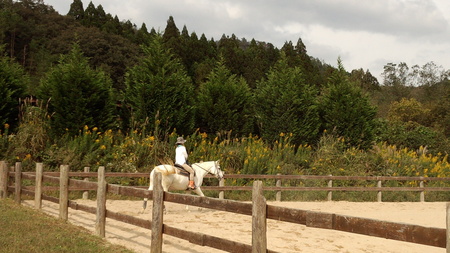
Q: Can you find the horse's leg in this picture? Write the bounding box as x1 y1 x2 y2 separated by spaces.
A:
162 184 169 214
188 187 205 212
141 179 153 213
194 187 205 197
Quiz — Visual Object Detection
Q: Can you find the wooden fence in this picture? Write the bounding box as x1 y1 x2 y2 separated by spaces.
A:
1 161 450 252
13 169 450 202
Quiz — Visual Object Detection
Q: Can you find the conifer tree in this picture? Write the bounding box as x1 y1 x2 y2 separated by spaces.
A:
0 50 28 131
254 53 320 145
124 35 195 136
38 44 115 136
67 0 84 20
82 1 98 27
162 16 183 59
196 57 253 135
319 58 377 149
135 23 150 45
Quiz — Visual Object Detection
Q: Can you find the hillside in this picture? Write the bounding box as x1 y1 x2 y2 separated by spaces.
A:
1 0 449 167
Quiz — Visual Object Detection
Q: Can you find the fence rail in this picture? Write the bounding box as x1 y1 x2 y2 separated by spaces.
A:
18 169 450 203
1 161 449 252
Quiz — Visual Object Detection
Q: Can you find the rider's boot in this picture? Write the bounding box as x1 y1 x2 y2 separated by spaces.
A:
188 180 196 190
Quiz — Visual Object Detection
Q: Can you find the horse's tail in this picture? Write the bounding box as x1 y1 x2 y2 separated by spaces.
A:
153 164 176 175
142 165 174 212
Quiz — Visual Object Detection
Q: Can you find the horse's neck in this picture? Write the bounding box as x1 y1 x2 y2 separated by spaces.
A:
193 162 213 178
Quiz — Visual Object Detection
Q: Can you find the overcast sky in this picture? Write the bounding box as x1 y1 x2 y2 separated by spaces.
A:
44 0 450 81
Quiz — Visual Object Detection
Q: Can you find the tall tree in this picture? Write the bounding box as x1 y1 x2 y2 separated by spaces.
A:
135 23 150 45
319 58 377 149
82 1 98 27
243 39 278 89
196 57 253 135
218 34 245 77
254 53 320 145
38 44 115 136
162 16 183 59
124 35 195 136
67 0 84 20
429 80 450 136
350 68 380 92
0 50 28 131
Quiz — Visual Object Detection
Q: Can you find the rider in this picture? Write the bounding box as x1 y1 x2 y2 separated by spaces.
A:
175 137 196 190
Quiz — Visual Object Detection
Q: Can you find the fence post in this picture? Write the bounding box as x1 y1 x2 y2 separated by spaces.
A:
14 162 22 204
83 166 90 200
0 161 9 198
327 175 332 201
96 166 107 238
377 180 382 202
59 165 69 220
276 173 281 202
252 180 267 253
35 163 43 209
447 203 450 253
151 171 164 253
219 178 224 200
419 177 425 202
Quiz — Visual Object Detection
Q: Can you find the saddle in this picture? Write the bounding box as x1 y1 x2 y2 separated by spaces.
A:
174 164 195 178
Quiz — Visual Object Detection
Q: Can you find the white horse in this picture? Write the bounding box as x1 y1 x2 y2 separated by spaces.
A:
142 160 224 211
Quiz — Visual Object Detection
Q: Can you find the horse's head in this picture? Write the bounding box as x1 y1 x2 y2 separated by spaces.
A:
213 160 224 181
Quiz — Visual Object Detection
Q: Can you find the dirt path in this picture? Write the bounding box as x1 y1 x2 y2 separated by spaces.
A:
22 200 447 253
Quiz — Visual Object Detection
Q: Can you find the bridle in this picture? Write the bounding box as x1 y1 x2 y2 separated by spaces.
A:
193 161 223 180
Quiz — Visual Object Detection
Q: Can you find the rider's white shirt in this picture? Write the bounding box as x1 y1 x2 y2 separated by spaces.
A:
175 145 188 165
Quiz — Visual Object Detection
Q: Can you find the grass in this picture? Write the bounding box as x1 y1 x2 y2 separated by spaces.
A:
0 198 135 253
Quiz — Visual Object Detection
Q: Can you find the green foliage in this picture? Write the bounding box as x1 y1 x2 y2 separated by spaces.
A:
377 120 438 152
0 124 10 159
196 58 254 135
387 98 430 125
42 126 174 173
319 59 377 149
6 98 50 169
0 52 28 131
124 35 195 136
187 131 313 177
254 53 320 145
349 68 380 92
0 1 449 193
38 44 115 137
429 81 450 136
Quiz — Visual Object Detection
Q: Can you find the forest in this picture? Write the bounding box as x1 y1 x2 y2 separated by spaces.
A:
1 0 449 183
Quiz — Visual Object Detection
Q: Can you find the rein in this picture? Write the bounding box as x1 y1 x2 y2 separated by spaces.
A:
193 162 220 178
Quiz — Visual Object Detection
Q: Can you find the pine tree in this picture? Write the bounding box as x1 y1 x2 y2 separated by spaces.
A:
218 34 245 76
162 16 183 59
196 57 253 135
124 35 195 136
95 4 107 28
135 23 150 45
82 1 98 27
319 58 377 149
67 0 84 20
254 53 320 145
38 44 115 136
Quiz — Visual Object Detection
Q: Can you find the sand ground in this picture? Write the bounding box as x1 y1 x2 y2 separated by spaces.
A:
22 199 447 253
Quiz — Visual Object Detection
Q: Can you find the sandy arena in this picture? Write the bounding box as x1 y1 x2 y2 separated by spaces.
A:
23 199 447 253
